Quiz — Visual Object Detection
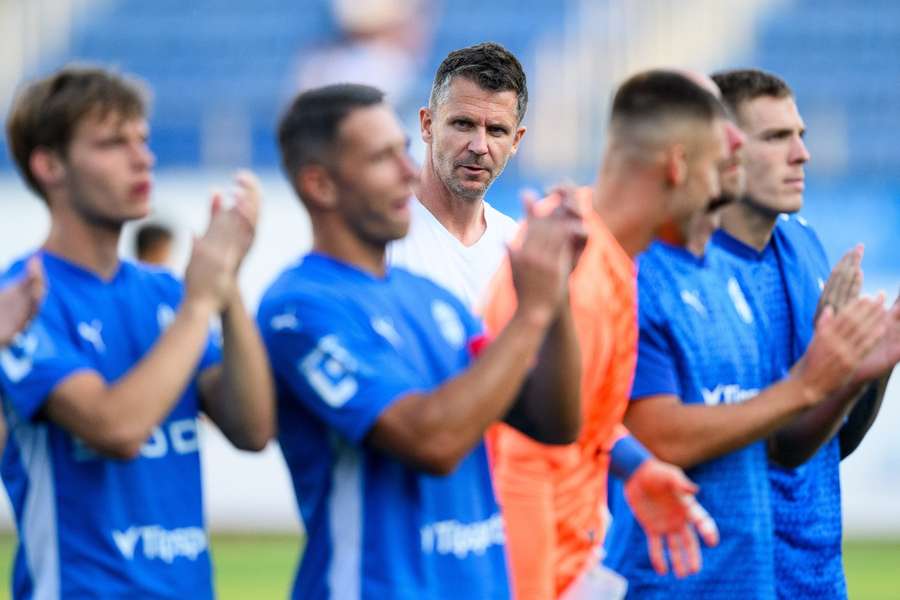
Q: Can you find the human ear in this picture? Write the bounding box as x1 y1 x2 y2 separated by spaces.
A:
419 107 433 145
29 148 66 191
296 165 338 210
664 143 688 188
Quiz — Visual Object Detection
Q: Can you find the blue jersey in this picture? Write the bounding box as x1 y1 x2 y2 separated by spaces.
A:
257 253 509 600
604 241 775 598
0 252 221 599
713 215 846 599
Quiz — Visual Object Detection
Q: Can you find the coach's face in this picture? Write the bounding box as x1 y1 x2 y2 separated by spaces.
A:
331 103 418 245
420 77 526 201
737 95 810 215
56 111 155 228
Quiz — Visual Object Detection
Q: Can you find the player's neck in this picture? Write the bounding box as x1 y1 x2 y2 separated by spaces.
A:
593 168 660 258
415 156 486 247
720 201 777 251
657 222 707 257
43 208 122 280
312 221 387 278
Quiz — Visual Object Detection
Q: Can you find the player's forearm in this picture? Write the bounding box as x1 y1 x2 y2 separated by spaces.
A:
840 373 890 459
370 308 551 475
201 293 275 451
769 382 865 468
49 298 216 458
506 299 581 444
626 378 814 470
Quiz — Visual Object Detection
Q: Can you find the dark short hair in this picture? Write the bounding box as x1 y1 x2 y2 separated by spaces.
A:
6 65 148 200
611 69 725 132
429 42 528 123
277 83 385 180
135 222 173 259
710 69 793 118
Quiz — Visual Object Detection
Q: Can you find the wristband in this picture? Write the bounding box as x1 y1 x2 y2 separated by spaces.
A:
610 435 651 480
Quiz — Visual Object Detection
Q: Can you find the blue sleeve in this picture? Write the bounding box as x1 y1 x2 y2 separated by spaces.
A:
259 296 423 445
0 313 94 421
631 287 681 400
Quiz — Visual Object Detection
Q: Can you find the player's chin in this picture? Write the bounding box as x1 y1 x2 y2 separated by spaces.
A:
451 179 489 200
774 194 804 214
123 197 153 221
383 219 411 242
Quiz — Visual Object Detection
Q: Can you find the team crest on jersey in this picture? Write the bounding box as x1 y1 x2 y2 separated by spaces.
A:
431 300 465 349
680 290 707 317
727 277 754 324
157 304 176 331
78 319 106 353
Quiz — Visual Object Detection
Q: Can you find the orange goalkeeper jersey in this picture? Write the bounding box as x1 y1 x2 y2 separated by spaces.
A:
482 189 638 599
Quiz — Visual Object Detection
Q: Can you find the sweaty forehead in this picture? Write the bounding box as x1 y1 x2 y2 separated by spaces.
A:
438 78 519 124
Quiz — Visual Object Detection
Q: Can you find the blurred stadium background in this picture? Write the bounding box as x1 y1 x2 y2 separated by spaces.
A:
0 0 897 597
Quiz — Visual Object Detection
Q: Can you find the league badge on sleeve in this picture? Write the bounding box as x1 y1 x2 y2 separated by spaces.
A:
299 334 360 408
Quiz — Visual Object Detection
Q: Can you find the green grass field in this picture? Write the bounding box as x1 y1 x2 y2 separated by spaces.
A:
0 534 894 598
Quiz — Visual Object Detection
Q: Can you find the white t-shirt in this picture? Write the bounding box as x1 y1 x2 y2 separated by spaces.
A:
388 198 519 310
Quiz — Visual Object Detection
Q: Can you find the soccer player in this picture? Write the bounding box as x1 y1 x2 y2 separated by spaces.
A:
388 42 522 308
259 83 583 599
483 70 730 599
0 66 275 598
603 73 888 599
135 222 175 267
711 68 899 598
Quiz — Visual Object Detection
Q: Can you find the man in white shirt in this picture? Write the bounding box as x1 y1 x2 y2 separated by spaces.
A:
388 42 523 308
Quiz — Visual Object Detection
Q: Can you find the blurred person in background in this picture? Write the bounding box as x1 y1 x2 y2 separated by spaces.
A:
0 65 274 599
483 70 730 600
604 71 888 599
295 0 434 117
711 68 899 599
134 221 175 267
259 82 584 599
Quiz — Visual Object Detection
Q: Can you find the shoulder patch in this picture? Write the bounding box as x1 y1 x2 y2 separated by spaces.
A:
298 334 359 408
